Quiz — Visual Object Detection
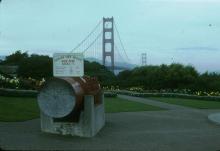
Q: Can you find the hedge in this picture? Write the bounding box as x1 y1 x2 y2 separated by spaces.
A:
0 88 38 97
0 88 118 98
113 90 220 102
104 91 117 97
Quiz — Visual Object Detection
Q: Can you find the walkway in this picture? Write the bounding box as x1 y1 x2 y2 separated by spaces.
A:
1 110 220 151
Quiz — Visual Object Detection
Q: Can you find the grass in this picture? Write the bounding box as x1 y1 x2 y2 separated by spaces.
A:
149 97 220 109
0 96 162 122
0 96 40 122
105 97 163 113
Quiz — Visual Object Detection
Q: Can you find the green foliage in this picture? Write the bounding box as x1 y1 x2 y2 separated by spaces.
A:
118 63 220 92
2 51 220 93
84 60 117 86
17 54 53 79
194 72 220 92
0 74 20 89
132 64 198 90
0 50 28 65
2 51 117 87
0 51 53 80
104 91 117 97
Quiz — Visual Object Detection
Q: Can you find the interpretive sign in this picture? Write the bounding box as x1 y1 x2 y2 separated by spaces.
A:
53 53 84 77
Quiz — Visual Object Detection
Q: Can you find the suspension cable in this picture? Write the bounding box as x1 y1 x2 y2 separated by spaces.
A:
114 21 131 62
83 31 102 53
71 20 102 52
115 44 126 63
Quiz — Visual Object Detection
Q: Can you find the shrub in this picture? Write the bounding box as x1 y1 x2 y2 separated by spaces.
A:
0 74 20 89
104 91 117 97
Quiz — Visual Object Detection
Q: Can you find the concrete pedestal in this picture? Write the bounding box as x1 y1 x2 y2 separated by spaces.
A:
40 95 105 137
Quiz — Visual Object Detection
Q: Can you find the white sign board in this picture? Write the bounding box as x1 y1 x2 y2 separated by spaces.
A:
53 53 84 77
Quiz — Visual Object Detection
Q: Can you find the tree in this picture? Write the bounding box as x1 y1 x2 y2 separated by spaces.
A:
0 50 28 65
84 61 117 86
17 54 53 79
117 70 132 88
117 63 201 91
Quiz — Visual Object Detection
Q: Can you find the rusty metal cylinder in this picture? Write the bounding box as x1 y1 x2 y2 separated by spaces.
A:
37 77 102 119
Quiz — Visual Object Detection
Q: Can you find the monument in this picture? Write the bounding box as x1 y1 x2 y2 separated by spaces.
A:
37 53 105 137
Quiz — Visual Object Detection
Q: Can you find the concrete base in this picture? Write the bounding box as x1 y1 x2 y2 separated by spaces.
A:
208 113 220 125
40 95 105 137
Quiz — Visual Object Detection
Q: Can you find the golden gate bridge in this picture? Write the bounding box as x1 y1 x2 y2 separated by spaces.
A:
71 17 132 72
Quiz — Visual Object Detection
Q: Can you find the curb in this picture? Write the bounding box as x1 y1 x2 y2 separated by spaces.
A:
208 113 220 125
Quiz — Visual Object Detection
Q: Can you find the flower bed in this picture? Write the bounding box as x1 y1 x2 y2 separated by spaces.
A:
114 90 220 102
0 74 20 89
103 85 220 97
0 73 45 90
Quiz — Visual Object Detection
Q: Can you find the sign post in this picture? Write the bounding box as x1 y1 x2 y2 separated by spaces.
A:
53 53 84 77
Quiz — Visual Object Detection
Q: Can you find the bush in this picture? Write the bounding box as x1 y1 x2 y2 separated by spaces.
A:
104 91 117 97
18 54 53 79
0 74 20 89
117 63 220 92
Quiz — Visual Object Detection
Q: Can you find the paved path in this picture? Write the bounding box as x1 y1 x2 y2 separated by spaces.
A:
118 94 194 110
1 110 220 151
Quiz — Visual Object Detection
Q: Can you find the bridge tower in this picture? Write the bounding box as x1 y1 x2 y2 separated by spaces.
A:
102 17 114 71
141 53 147 66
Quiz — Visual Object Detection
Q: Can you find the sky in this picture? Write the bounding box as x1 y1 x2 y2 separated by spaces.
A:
0 0 220 73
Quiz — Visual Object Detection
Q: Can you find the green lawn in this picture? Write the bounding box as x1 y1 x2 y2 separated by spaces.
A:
149 97 220 109
0 96 40 122
0 96 162 122
105 97 163 113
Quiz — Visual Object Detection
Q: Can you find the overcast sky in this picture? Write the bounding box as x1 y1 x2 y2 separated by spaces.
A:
0 0 220 72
